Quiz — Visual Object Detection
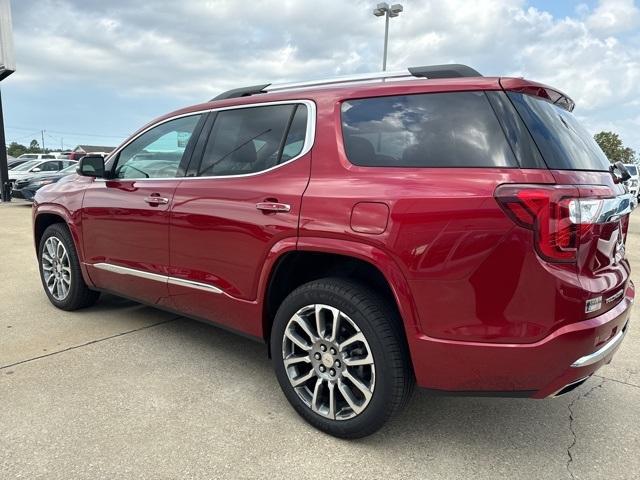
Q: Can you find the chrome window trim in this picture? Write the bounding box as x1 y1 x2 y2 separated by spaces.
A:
91 262 222 294
97 99 316 182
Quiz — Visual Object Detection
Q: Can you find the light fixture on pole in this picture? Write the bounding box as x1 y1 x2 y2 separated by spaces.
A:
372 3 403 71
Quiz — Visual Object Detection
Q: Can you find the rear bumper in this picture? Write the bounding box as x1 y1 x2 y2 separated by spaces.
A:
410 281 634 397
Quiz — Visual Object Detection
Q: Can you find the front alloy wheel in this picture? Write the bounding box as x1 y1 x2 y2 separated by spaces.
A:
282 304 375 420
41 236 72 301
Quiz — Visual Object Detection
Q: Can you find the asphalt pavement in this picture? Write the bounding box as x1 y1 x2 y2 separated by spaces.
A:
1 201 639 479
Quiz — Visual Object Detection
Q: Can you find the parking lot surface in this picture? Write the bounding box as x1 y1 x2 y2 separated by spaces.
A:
1 201 639 480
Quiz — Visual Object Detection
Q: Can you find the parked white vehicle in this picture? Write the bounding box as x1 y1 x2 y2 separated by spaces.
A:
623 163 639 198
17 153 58 161
8 159 77 182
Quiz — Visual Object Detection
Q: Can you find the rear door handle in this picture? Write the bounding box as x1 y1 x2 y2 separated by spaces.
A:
256 202 291 213
144 195 169 205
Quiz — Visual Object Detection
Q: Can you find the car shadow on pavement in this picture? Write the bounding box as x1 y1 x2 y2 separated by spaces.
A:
93 298 584 456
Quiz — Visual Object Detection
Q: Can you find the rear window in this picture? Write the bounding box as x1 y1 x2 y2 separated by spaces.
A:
626 164 638 176
507 92 610 171
341 91 517 168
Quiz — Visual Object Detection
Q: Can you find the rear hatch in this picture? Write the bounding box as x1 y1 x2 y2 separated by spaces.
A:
497 79 636 317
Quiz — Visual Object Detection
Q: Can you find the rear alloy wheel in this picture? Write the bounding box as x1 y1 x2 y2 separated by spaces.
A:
282 304 376 420
271 278 413 438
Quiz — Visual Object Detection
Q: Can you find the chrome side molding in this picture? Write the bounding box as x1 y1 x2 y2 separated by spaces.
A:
570 327 626 368
91 262 222 294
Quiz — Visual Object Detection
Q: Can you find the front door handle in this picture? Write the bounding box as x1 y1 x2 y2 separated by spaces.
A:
144 195 169 205
256 201 291 213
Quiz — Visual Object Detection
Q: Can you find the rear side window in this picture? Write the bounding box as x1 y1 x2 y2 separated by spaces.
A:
507 92 610 171
341 91 517 168
198 104 306 177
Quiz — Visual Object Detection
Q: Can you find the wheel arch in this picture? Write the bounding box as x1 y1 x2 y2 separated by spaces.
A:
261 237 420 360
33 205 94 288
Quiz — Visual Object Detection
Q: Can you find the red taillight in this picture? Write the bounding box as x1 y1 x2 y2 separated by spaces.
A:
495 184 614 263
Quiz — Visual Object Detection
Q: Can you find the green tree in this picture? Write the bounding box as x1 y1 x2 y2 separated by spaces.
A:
28 139 41 153
6 142 28 157
593 131 636 164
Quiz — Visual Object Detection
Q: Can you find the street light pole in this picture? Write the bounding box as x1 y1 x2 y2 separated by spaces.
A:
373 3 403 71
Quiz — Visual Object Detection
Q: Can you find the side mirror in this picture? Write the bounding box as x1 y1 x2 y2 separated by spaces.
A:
77 155 106 178
31 167 41 173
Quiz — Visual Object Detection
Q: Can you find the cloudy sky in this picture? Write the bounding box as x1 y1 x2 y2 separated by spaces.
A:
2 0 640 153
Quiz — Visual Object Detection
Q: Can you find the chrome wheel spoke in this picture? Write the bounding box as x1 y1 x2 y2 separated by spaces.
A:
339 331 366 351
291 314 317 344
343 352 374 367
327 381 336 419
291 368 316 387
284 354 311 367
342 369 373 402
285 328 311 352
311 378 323 413
314 304 327 339
337 378 365 415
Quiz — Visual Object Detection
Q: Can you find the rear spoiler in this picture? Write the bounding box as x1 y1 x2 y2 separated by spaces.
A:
499 78 575 112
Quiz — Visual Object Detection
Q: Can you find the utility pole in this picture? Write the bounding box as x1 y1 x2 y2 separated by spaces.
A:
41 129 45 152
372 3 403 71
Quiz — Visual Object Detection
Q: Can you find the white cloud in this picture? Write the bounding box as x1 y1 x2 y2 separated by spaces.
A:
7 0 640 151
586 0 640 34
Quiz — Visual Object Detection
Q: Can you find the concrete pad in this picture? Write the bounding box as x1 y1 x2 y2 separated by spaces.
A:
0 203 174 368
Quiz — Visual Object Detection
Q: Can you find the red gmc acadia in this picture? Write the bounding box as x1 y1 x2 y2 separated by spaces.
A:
32 64 636 438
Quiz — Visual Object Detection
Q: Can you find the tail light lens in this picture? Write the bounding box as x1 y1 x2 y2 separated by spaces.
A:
495 184 614 263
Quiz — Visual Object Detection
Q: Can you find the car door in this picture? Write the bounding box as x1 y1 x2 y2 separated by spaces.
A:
32 160 62 174
168 101 313 336
82 113 206 306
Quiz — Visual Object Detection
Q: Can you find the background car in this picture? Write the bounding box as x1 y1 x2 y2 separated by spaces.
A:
623 163 639 198
8 159 76 183
16 153 58 161
11 163 78 202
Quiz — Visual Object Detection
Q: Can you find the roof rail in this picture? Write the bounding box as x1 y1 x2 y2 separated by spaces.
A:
210 64 482 100
211 83 271 101
265 64 482 93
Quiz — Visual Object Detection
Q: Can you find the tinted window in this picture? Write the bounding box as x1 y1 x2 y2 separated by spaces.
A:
341 92 516 168
508 92 610 171
280 106 308 162
43 155 56 159
625 164 637 176
115 114 202 179
198 104 300 177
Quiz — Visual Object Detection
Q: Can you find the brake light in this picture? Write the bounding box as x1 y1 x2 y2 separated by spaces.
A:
495 184 614 263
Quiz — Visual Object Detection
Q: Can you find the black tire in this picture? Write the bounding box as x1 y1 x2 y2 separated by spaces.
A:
271 277 414 438
38 223 100 310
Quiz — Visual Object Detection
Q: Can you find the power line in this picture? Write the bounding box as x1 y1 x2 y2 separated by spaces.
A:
6 125 128 139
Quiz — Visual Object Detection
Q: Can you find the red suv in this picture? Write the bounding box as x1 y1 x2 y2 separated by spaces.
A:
33 64 636 438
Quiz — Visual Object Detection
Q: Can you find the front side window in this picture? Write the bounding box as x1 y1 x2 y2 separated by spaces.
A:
13 160 40 171
198 103 307 177
37 161 61 172
341 92 516 168
114 114 202 179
